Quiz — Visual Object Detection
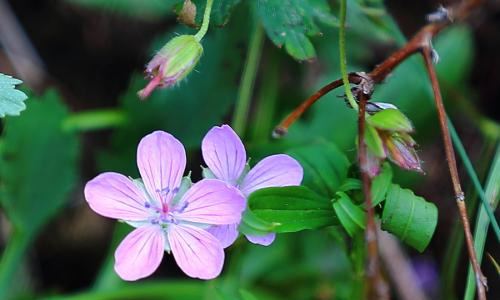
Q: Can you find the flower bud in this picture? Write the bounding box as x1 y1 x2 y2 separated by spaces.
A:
362 103 423 176
138 35 203 99
385 133 423 173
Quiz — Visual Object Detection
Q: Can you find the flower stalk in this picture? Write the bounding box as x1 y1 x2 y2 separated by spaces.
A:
194 0 214 42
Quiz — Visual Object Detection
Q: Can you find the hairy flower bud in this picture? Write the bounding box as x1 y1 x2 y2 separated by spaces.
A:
138 35 203 99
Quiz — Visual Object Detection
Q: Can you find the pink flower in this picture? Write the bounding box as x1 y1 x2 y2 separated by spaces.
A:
84 131 245 281
201 125 303 247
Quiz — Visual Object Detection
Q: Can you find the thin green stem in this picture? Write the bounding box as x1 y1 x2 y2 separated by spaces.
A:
62 109 127 132
0 232 32 299
194 0 214 41
251 51 280 142
339 0 358 111
464 145 500 300
448 120 500 241
231 23 264 136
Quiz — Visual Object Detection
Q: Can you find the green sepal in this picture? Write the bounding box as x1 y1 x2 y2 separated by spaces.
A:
364 122 386 158
171 174 193 206
367 108 414 132
371 163 393 206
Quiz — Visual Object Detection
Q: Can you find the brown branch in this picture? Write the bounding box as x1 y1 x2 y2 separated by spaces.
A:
273 74 361 137
358 92 389 300
276 0 486 133
421 47 487 300
369 0 484 84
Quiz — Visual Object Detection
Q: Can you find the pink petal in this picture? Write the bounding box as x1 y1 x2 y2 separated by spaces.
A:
114 225 165 281
84 172 149 221
206 224 239 248
168 224 224 280
137 131 186 208
202 125 246 185
240 154 303 196
245 233 276 246
175 179 245 225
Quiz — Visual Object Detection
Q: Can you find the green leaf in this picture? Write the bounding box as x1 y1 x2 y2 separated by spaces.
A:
364 122 385 157
188 0 242 26
288 143 350 198
239 210 276 237
381 184 438 252
332 192 365 236
371 162 393 206
256 0 338 60
0 73 28 118
339 178 362 192
248 186 338 232
0 90 79 234
367 108 413 132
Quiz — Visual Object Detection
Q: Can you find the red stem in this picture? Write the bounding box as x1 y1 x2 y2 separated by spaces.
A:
421 47 487 300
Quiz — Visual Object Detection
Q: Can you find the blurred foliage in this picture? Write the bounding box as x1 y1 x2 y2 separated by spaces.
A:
0 90 79 235
0 91 80 298
288 143 349 198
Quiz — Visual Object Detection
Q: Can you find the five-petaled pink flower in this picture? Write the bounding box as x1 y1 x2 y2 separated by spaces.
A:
84 131 245 281
202 125 303 247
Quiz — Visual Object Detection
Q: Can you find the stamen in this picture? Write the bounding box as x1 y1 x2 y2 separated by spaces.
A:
177 201 189 213
156 187 170 195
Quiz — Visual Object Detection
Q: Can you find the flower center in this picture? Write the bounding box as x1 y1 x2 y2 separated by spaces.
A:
144 186 182 228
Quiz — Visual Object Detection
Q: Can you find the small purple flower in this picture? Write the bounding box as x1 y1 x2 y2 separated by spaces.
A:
84 131 245 281
201 125 303 247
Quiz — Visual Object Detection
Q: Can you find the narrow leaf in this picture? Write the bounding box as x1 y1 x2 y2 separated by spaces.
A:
464 146 500 300
248 186 338 233
332 192 366 236
339 178 362 192
239 210 276 237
